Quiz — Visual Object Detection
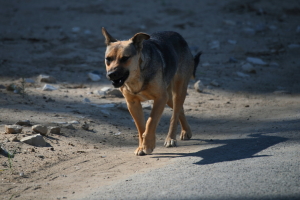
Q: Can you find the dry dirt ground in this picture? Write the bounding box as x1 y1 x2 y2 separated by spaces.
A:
0 0 300 199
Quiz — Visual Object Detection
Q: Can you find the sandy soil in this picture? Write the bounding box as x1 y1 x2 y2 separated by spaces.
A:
0 0 300 199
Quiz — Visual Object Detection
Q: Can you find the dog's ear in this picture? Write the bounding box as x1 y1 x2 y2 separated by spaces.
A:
102 27 117 45
130 33 150 51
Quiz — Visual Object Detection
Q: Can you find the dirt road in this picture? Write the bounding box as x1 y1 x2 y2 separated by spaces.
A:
0 0 299 199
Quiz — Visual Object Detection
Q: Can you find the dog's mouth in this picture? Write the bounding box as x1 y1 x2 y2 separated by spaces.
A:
110 71 130 88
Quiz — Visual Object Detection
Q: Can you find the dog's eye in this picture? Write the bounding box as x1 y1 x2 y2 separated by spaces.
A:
105 57 113 63
120 56 130 63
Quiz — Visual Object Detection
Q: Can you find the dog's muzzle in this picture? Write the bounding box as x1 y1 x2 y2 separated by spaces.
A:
106 69 130 88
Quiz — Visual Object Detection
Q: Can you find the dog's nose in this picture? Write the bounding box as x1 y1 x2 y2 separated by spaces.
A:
106 70 119 80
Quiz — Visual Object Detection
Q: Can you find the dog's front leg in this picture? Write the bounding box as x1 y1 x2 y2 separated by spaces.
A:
125 97 146 156
142 96 168 154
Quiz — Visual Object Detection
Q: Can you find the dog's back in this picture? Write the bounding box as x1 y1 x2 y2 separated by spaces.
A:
142 31 194 85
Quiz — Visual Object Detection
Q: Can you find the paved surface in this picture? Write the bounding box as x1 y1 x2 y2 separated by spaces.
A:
82 119 300 200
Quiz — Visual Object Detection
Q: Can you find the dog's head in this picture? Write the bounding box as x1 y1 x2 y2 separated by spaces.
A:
102 27 150 88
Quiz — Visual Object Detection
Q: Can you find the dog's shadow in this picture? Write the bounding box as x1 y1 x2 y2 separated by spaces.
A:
153 133 287 165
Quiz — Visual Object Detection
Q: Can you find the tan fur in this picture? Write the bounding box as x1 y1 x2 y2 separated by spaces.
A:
102 28 194 155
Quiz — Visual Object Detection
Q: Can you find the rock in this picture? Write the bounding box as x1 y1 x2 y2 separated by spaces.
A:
227 39 237 45
32 125 48 135
5 125 23 134
209 41 220 49
241 63 256 73
223 20 236 26
194 80 205 93
20 134 47 147
72 27 81 33
243 28 256 36
83 98 91 103
236 72 250 78
117 103 128 111
25 78 35 83
39 74 56 83
288 44 300 49
16 120 31 126
106 89 123 97
202 62 211 67
93 103 116 108
81 122 89 130
210 80 220 87
42 84 58 91
68 120 79 124
246 57 267 65
93 90 106 96
88 72 101 82
63 124 75 129
49 126 61 134
100 109 110 116
9 136 19 142
269 62 279 68
142 103 152 110
296 26 300 33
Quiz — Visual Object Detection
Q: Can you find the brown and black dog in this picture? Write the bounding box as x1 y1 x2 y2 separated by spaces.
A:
102 28 201 156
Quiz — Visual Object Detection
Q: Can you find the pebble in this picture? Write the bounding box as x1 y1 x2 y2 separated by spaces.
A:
246 57 267 65
42 84 58 91
94 103 116 108
63 124 75 129
269 62 279 68
236 72 250 78
5 125 23 134
223 19 236 26
106 89 123 97
32 125 48 135
16 120 31 126
93 90 106 96
243 28 256 36
39 74 56 83
117 103 128 111
83 98 91 103
68 120 79 124
20 134 47 147
210 80 220 87
142 103 152 110
25 78 35 83
241 63 256 73
81 122 89 130
202 62 211 67
227 39 237 45
100 109 110 116
288 44 300 49
9 136 19 142
49 126 61 134
101 87 112 92
209 40 220 49
88 72 101 82
72 27 81 33
194 80 205 93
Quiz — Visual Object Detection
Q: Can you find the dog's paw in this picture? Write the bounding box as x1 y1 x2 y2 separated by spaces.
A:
180 130 192 140
134 147 146 156
164 138 177 147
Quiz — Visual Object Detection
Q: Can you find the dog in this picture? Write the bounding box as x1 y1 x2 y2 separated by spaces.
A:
102 27 201 156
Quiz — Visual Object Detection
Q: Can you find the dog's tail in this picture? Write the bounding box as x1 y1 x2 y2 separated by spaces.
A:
192 51 202 79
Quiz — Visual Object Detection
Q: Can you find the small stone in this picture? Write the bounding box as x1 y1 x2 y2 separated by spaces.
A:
68 121 79 124
81 122 89 130
49 126 61 134
39 74 56 83
72 27 80 33
209 40 220 49
93 90 106 96
236 72 250 78
246 57 267 65
288 44 300 49
241 63 256 73
20 134 47 147
142 103 152 110
210 80 220 87
9 136 19 142
106 89 123 97
32 125 48 135
25 78 35 83
243 28 256 35
227 39 237 45
117 103 128 111
202 62 211 67
64 124 75 129
42 84 58 91
100 109 110 116
223 20 236 26
269 62 279 68
194 80 205 93
16 120 31 126
5 125 23 134
83 98 91 103
88 72 101 82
